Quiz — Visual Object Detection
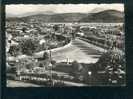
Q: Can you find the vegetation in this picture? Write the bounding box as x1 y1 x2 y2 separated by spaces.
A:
43 52 49 60
20 39 37 55
71 60 83 75
95 49 125 85
8 45 20 56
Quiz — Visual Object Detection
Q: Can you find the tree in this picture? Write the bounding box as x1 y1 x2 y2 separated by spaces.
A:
39 63 43 67
8 45 20 56
43 52 49 60
22 27 27 33
20 39 37 55
71 61 83 77
53 25 59 32
25 62 34 70
95 49 125 85
51 60 56 65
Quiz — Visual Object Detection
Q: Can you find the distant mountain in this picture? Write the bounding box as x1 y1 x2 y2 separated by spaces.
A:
79 10 124 23
6 17 25 22
6 10 124 23
21 13 88 22
6 11 55 18
50 13 87 22
21 11 55 17
90 7 108 13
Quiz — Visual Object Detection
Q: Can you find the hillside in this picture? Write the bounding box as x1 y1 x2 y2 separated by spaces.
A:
79 10 124 23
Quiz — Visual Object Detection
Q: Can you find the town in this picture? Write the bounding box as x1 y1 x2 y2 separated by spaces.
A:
6 20 125 87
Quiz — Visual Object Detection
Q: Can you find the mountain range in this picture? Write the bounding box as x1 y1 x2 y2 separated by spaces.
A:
79 10 124 22
6 9 124 23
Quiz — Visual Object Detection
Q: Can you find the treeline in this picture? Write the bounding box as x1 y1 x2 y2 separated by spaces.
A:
78 36 124 51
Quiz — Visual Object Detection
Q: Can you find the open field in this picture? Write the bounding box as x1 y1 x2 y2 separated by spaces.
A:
51 38 103 63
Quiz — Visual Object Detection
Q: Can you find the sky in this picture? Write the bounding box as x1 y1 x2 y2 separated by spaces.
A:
6 4 124 16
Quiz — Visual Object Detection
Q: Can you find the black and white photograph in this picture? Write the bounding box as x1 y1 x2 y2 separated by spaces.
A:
6 4 125 87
